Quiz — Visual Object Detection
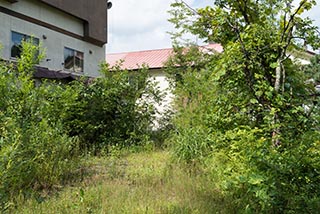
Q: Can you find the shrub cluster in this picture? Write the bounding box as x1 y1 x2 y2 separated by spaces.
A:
64 64 161 152
0 42 161 210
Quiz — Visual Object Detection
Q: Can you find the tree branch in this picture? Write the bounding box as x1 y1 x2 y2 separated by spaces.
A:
281 0 307 44
180 0 199 15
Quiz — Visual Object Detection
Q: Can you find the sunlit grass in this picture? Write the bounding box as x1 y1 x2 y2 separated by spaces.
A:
13 150 234 214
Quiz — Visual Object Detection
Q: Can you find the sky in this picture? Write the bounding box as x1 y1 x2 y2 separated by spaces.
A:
106 0 320 54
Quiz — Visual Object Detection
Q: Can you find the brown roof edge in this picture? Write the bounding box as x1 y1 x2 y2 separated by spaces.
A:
33 66 94 82
1 59 90 81
4 0 18 3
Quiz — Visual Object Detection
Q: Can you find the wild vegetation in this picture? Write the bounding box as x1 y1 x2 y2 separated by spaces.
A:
12 150 231 214
0 41 162 212
62 64 162 153
1 0 320 213
167 0 320 212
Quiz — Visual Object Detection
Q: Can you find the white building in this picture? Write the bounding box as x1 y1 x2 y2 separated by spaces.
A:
0 0 110 78
106 44 223 124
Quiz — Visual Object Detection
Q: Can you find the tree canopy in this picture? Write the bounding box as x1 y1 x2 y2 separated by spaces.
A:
167 0 320 212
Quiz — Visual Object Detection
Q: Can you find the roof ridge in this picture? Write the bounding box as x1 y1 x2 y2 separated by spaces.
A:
107 47 174 55
107 43 222 55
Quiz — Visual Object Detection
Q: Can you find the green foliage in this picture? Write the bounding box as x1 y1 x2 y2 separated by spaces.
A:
168 0 320 212
304 54 320 83
0 121 79 208
0 41 79 211
64 63 162 152
206 127 320 212
0 39 164 210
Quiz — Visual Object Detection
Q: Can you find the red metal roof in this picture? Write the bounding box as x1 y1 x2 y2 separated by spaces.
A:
106 43 223 70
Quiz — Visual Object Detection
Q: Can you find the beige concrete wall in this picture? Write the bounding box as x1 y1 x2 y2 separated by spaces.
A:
0 0 105 77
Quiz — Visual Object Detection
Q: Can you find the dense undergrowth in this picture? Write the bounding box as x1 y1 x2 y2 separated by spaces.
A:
2 1 320 210
166 1 320 212
0 41 164 212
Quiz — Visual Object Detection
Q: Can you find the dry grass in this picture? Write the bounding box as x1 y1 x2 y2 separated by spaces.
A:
12 150 234 214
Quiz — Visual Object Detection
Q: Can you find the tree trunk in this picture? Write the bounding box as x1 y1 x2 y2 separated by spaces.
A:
273 59 283 146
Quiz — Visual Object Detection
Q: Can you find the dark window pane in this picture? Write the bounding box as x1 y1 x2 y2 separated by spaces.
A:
11 31 24 58
11 44 22 58
11 31 40 58
31 38 39 46
26 37 40 59
64 47 74 70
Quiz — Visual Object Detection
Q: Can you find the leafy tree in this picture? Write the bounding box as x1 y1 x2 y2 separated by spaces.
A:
168 0 320 212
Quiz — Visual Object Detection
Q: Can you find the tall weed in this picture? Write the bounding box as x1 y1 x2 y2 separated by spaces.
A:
0 41 80 210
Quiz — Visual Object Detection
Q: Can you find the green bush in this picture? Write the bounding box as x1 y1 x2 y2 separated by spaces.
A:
207 128 320 213
64 63 163 152
0 121 79 207
0 41 80 211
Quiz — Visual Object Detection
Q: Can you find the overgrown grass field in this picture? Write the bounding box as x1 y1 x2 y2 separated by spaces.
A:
12 150 234 214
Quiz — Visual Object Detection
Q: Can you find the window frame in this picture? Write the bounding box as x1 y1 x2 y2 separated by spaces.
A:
63 47 84 73
10 31 39 59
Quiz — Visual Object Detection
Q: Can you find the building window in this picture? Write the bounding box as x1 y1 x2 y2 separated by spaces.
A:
11 31 39 58
64 47 84 72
